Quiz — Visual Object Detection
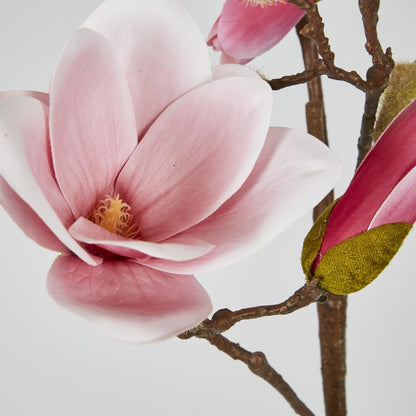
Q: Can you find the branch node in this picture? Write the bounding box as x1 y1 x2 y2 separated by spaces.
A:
248 352 268 376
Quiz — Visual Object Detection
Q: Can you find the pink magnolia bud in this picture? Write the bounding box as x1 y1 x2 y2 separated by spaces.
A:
207 0 307 64
302 100 416 294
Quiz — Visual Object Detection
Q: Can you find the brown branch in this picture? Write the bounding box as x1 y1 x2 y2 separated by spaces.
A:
268 60 327 90
178 278 324 339
356 0 394 167
317 295 348 416
269 0 393 97
285 0 368 91
359 0 391 67
201 334 315 416
296 15 347 416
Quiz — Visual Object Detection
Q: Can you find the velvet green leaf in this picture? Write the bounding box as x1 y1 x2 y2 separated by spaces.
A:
301 199 339 278
314 222 412 295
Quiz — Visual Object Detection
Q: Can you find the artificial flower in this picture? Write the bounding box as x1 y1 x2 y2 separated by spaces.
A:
208 0 306 64
302 99 416 295
0 0 340 343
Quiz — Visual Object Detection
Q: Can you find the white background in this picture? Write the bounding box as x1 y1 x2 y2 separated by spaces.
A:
0 0 415 415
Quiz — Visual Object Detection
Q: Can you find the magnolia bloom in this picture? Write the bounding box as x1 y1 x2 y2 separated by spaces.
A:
0 0 340 343
302 100 416 295
208 0 306 64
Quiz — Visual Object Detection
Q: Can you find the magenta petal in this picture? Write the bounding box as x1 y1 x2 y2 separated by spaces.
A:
82 0 212 138
214 0 305 61
320 100 416 255
116 76 272 241
142 127 341 273
47 255 212 343
50 28 137 218
0 177 67 252
69 217 214 261
369 165 416 228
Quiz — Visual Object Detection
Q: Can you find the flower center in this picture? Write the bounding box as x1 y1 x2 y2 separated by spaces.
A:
244 0 285 7
87 194 139 239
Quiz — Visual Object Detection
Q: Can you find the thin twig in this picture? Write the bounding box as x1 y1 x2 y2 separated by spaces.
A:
178 279 324 339
202 334 315 416
356 0 394 167
296 15 347 416
269 0 393 96
284 0 368 91
268 61 327 90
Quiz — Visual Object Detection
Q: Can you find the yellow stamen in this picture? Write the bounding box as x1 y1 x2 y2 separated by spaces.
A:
87 194 139 239
243 0 285 7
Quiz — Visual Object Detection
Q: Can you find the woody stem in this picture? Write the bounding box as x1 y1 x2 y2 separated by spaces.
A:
296 15 347 416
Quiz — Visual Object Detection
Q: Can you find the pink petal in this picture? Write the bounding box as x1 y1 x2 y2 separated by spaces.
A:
50 28 137 219
212 64 262 80
0 177 67 252
82 0 212 139
69 217 214 261
220 53 251 65
320 99 416 256
369 165 416 228
1 94 73 228
207 16 220 49
0 95 100 265
142 127 342 273
47 255 212 343
0 90 49 106
212 0 305 61
116 77 272 242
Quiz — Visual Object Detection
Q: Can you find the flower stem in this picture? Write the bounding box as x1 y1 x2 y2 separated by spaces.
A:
296 15 347 416
356 0 394 167
179 281 323 413
179 279 324 338
202 334 315 416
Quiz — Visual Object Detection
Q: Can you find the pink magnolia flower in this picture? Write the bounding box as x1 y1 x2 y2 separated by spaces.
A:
0 0 340 343
303 100 416 294
208 0 306 64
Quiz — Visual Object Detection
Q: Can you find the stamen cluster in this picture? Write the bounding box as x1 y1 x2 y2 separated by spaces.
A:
87 194 139 239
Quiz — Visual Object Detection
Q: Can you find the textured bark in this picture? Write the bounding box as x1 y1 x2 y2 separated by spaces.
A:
356 0 394 167
296 15 347 416
204 334 315 416
179 279 323 338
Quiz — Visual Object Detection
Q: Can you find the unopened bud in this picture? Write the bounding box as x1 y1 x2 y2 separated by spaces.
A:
301 199 412 295
374 61 416 140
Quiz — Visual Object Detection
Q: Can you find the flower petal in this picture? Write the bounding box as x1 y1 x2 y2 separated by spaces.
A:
82 0 212 138
319 99 416 256
50 28 138 218
220 53 251 65
0 90 49 106
142 127 342 273
47 255 212 343
116 77 272 242
369 165 416 228
207 16 221 50
0 96 100 265
69 217 214 261
0 95 73 228
209 0 305 61
0 177 67 252
212 64 261 80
